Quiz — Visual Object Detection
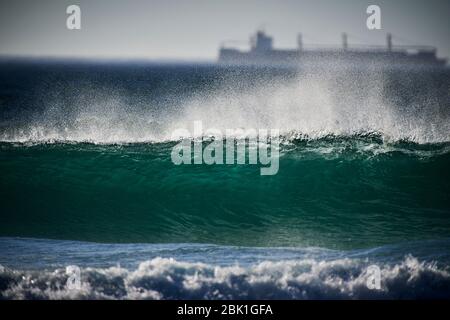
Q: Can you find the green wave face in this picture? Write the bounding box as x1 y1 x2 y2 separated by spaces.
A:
1 137 449 249
0 63 449 250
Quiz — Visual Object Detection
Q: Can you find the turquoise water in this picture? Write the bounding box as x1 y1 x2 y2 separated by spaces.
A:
1 137 449 249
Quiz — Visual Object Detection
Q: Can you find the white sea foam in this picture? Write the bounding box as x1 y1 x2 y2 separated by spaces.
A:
1 255 449 299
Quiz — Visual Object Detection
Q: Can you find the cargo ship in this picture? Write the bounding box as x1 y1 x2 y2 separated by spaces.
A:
218 31 447 67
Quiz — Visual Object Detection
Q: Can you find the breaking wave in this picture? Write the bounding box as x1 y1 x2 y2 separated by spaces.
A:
1 255 449 300
1 238 450 300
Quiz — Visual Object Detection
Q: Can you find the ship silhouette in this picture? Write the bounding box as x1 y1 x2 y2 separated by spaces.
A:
218 31 447 67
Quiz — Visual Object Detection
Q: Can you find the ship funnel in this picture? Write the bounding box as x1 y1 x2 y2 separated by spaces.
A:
297 33 303 52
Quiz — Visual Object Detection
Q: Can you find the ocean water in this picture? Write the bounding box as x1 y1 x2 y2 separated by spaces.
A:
0 60 449 299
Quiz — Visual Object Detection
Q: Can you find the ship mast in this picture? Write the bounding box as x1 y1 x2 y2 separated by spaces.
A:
342 33 348 51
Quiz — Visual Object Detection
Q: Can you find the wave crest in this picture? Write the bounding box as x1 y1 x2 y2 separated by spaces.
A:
1 69 449 144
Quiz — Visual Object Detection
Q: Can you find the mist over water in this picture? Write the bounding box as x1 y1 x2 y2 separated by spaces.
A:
0 62 449 144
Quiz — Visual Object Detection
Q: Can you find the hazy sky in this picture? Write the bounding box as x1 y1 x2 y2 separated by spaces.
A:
0 0 449 60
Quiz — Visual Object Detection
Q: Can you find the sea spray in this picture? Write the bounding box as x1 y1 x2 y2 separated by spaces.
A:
1 64 448 144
